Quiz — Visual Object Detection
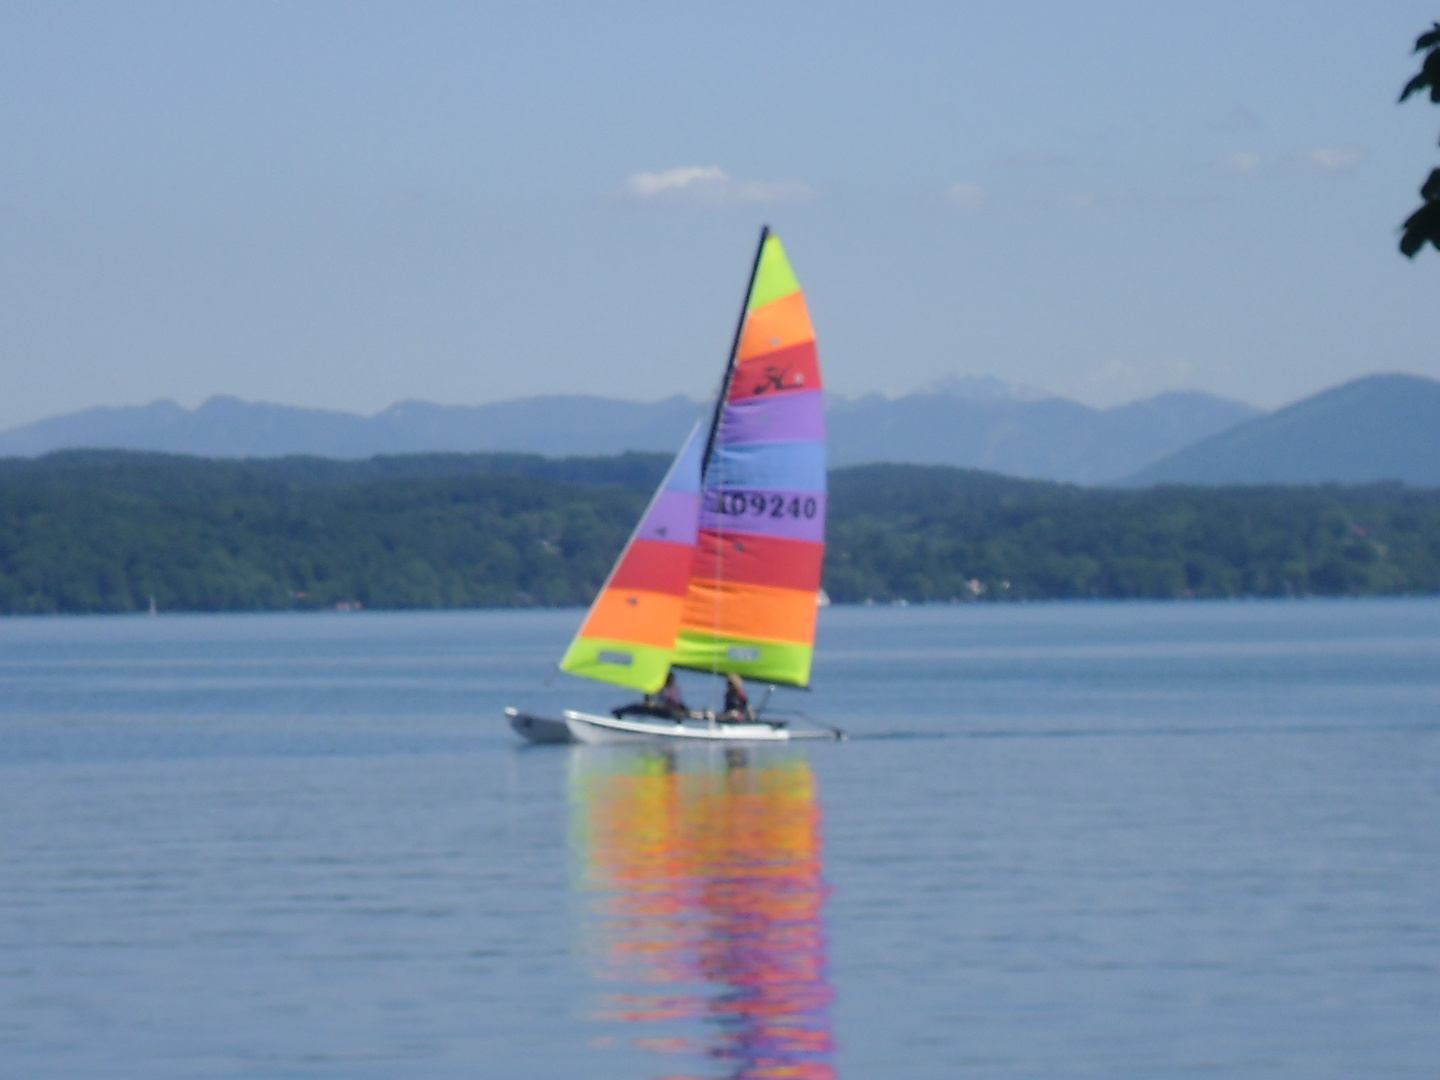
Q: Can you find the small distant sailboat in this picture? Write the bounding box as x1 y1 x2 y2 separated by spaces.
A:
507 227 839 744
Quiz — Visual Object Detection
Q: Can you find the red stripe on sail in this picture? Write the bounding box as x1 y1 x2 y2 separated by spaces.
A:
691 531 824 592
608 538 695 596
727 341 821 402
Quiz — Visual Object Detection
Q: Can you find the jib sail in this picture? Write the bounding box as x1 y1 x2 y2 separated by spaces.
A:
558 422 705 692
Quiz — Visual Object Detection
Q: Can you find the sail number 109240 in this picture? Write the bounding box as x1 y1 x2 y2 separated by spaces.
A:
713 492 818 519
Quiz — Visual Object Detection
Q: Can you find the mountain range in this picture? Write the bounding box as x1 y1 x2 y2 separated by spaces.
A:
1126 373 1440 487
1 372 1434 486
0 394 704 461
0 378 1258 485
826 386 1256 483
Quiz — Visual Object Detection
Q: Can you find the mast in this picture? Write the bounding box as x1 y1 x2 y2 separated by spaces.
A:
701 225 770 481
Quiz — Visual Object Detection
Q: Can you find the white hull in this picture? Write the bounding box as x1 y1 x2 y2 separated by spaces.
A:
562 709 837 744
505 707 575 744
504 707 842 745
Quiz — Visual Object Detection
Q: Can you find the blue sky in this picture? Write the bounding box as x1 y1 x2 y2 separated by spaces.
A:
1 1 1438 428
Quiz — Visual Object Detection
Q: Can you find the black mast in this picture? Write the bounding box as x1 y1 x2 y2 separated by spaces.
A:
700 225 769 481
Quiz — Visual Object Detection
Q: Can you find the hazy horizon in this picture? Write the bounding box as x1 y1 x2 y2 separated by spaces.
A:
3 3 1439 429
0 375 1280 432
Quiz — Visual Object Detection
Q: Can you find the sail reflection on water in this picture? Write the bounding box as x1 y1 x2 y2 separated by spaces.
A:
569 746 836 1079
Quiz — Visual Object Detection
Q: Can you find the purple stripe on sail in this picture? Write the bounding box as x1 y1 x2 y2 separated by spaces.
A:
637 489 700 546
718 390 825 447
700 490 827 544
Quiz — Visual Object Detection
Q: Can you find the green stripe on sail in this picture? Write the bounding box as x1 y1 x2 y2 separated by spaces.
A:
671 629 813 688
560 637 674 693
745 235 801 311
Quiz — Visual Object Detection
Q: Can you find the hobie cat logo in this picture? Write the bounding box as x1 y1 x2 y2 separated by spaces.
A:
754 364 804 395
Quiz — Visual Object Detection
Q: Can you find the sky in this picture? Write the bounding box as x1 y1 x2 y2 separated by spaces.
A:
2 1 1439 429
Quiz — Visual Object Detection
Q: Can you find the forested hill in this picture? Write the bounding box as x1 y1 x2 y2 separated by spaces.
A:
2 452 1439 614
0 451 670 612
827 465 1440 601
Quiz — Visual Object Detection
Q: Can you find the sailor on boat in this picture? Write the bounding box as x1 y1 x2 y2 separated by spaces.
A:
718 673 755 724
612 668 691 721
654 669 689 718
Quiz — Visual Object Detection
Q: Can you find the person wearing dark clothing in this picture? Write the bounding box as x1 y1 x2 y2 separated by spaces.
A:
718 672 755 723
614 668 690 720
655 669 689 719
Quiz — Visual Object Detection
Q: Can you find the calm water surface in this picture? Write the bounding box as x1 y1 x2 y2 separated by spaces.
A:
1 601 1437 1078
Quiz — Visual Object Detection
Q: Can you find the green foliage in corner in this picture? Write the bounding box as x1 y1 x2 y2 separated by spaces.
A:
1399 22 1440 257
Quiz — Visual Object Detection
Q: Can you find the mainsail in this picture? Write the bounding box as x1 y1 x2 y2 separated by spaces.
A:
558 227 825 693
674 230 826 687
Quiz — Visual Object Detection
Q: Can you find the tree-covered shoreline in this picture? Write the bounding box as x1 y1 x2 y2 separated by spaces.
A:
828 465 1440 602
2 451 1439 614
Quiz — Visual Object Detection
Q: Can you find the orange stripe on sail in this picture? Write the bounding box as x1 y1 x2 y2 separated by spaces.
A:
680 579 818 645
579 588 687 649
736 291 814 365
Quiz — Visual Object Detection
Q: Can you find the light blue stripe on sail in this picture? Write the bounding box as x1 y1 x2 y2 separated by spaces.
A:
705 439 826 492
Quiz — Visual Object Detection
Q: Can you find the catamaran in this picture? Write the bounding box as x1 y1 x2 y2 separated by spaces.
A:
506 227 840 744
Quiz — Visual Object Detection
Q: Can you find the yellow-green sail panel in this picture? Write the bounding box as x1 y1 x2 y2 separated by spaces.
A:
559 637 678 693
745 235 801 311
672 629 814 688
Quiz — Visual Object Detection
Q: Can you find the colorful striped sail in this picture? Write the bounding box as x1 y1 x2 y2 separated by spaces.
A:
674 230 826 687
558 421 705 692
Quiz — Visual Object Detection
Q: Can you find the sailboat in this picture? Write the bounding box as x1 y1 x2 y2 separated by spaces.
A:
506 227 839 744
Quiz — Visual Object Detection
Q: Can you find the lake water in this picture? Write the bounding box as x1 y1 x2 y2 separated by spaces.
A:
1 600 1437 1078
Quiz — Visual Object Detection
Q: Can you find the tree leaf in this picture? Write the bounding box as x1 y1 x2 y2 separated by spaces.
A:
1400 34 1440 101
1399 199 1440 257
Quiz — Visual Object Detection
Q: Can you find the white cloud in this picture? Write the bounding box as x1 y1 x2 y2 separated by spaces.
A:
1302 147 1364 173
1216 150 1262 176
943 182 987 211
621 166 815 206
624 166 726 197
